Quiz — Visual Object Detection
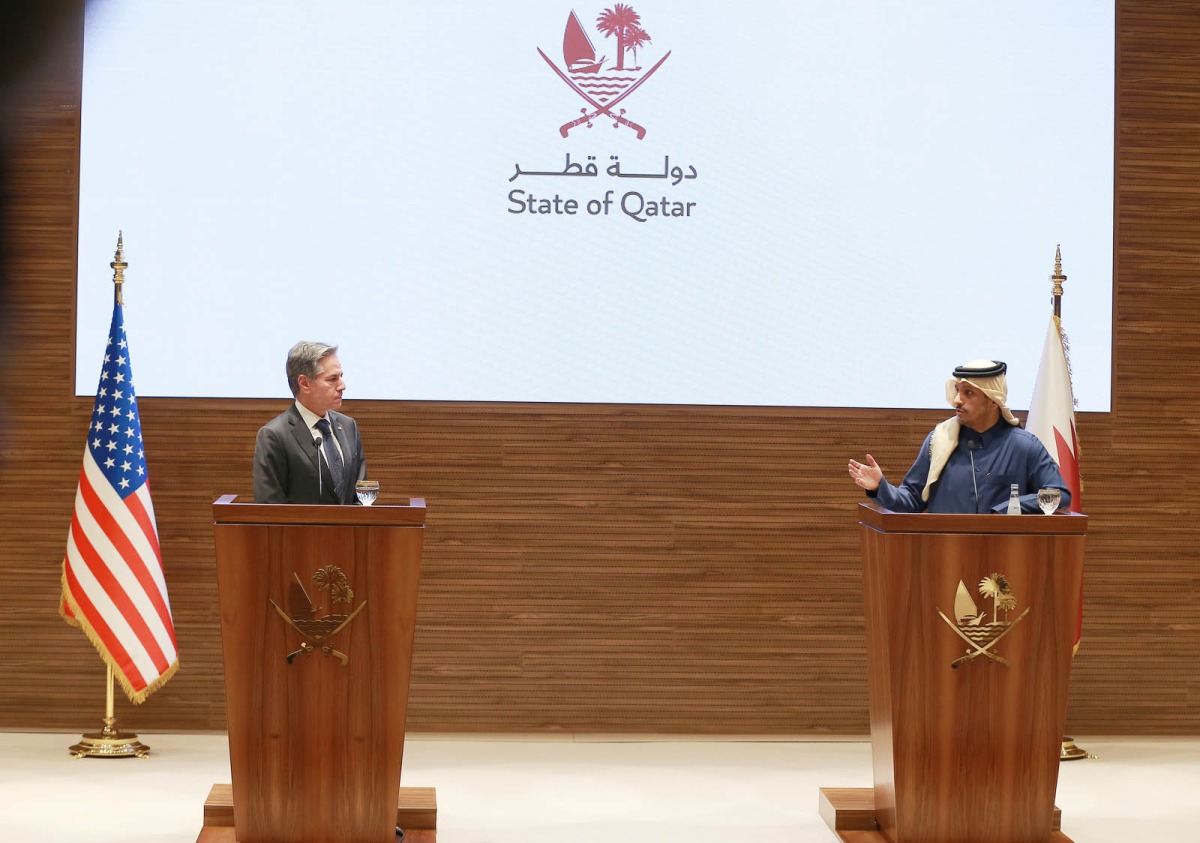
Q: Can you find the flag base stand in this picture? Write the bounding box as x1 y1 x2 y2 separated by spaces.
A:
69 715 150 758
1060 736 1091 761
68 663 150 758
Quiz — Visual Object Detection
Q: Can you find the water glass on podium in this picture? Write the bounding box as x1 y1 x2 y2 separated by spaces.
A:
355 479 379 506
1037 487 1061 515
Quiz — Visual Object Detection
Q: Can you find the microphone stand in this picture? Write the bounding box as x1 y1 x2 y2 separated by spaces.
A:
968 440 980 513
314 435 324 499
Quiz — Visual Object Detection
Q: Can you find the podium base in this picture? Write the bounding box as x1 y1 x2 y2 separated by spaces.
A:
196 829 435 843
197 829 435 843
196 784 436 843
818 788 1073 843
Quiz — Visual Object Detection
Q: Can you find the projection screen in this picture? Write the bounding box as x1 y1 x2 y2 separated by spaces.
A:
76 1 1114 409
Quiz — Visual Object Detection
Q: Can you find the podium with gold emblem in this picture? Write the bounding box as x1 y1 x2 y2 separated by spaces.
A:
821 502 1086 843
198 495 435 843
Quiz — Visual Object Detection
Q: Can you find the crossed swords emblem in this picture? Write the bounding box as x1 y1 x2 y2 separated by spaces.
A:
937 606 1030 669
269 569 366 666
270 598 366 665
537 48 671 140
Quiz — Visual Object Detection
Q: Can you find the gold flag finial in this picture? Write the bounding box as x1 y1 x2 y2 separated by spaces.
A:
111 231 127 306
1050 244 1066 318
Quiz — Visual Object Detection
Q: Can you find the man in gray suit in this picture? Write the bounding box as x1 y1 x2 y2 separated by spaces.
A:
253 341 367 504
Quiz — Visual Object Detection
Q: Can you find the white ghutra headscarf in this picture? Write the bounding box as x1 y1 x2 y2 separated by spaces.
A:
922 360 1020 502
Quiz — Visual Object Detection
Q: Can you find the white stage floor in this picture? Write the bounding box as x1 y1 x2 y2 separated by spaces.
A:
0 733 1195 842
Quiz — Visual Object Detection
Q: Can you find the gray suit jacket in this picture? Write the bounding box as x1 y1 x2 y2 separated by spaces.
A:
253 405 367 504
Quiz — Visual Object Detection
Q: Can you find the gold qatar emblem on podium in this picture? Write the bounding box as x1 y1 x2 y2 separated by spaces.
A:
269 565 367 666
937 573 1030 669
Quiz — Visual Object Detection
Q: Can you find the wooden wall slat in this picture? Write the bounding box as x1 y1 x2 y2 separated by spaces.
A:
0 1 1197 735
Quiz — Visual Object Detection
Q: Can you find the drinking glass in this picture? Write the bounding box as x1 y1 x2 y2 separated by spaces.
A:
355 479 379 506
1037 487 1061 515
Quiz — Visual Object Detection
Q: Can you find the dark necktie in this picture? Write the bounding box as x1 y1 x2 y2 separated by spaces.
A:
315 418 344 497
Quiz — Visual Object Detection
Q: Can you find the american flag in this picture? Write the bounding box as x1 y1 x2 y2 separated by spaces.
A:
61 291 178 703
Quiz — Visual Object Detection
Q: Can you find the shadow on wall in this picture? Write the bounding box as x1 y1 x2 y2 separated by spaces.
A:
0 4 84 428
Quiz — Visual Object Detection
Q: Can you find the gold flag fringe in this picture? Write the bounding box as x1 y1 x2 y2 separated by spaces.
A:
59 564 179 705
1051 314 1084 499
1053 314 1079 411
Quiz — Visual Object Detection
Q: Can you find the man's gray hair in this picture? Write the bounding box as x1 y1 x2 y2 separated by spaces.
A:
286 341 338 396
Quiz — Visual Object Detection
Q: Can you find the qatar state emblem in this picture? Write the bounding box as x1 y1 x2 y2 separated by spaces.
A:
537 6 671 139
937 573 1030 669
268 565 367 666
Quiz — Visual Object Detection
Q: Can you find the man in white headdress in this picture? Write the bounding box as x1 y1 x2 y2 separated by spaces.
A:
847 360 1071 514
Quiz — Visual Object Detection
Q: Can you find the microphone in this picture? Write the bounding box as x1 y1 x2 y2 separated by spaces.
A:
966 439 980 513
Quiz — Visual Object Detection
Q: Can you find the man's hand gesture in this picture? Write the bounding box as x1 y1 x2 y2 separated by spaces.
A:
848 455 883 492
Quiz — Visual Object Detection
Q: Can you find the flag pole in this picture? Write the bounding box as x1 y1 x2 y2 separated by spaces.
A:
1051 244 1065 320
67 233 151 759
112 229 126 306
1049 244 1090 762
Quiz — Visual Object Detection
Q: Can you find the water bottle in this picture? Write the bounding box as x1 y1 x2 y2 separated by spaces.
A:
1006 483 1021 515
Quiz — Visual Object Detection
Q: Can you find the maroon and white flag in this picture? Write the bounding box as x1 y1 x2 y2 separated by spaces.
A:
61 290 178 703
1026 315 1082 511
1025 314 1084 647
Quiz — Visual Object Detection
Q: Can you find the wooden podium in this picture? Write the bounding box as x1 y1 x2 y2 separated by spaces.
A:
198 495 435 843
821 503 1087 843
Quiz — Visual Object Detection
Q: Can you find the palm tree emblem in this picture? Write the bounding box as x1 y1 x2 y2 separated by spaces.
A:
596 5 649 71
624 25 652 70
978 573 1017 622
314 564 355 607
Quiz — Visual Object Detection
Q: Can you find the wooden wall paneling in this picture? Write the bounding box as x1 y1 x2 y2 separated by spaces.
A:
1 0 1198 735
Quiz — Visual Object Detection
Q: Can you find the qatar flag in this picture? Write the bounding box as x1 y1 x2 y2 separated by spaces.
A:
1025 314 1083 648
1026 316 1082 510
